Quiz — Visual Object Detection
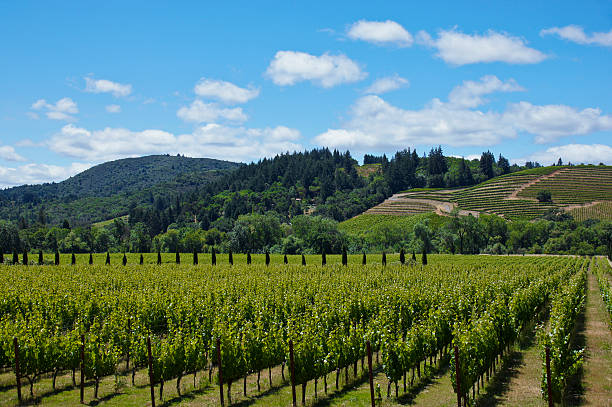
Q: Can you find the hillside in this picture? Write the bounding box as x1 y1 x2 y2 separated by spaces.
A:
354 165 612 222
0 155 239 225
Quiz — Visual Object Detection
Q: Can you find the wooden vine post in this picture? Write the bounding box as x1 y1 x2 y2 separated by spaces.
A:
80 334 85 404
454 345 461 407
545 346 553 407
147 337 156 407
13 338 21 404
217 338 224 406
367 341 375 407
289 339 296 407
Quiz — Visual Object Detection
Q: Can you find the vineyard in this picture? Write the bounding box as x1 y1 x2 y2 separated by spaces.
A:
0 254 610 406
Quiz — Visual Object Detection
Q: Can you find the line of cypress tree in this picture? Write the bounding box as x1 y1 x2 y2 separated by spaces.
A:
322 250 326 266
400 248 405 265
38 250 43 265
140 254 144 265
247 251 251 265
193 250 198 265
265 251 270 266
175 251 180 264
342 248 348 266
122 253 127 266
283 254 288 264
229 250 233 266
89 252 93 265
301 254 306 266
362 252 366 265
55 250 60 265
105 252 111 265
382 251 387 266
71 252 76 265
212 248 217 266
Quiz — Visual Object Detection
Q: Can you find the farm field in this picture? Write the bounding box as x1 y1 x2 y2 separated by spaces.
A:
0 255 611 406
384 165 612 221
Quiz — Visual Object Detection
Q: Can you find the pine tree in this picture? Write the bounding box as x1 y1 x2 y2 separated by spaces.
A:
382 252 387 266
212 248 217 266
55 250 60 265
362 252 366 265
122 254 127 266
71 252 76 265
342 248 348 266
229 250 233 266
175 251 180 264
89 252 93 265
193 250 198 265
265 251 270 266
38 250 43 265
301 254 306 266
157 251 162 265
283 254 288 264
140 254 144 265
422 251 428 265
247 251 252 265
400 248 405 264
322 250 326 266
105 252 111 265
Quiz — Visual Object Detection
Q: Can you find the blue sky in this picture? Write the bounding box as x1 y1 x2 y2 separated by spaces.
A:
1 0 611 187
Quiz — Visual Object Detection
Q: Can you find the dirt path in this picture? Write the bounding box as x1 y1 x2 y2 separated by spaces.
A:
372 194 480 218
581 271 612 406
506 169 565 201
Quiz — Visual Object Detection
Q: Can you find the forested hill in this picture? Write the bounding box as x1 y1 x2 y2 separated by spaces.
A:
0 155 238 225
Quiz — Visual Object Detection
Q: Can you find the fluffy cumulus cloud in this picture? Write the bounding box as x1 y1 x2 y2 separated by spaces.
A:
85 77 132 97
364 74 409 94
31 97 78 121
541 25 612 47
417 29 547 65
194 78 260 104
315 75 612 151
514 144 612 166
177 100 247 123
448 75 524 108
0 145 26 162
266 51 367 87
347 20 413 47
105 104 121 113
46 123 302 164
0 162 91 188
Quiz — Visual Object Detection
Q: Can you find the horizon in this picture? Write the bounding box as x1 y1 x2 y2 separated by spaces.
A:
1 1 611 187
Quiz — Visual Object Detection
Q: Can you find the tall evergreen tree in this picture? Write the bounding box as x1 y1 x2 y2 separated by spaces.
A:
479 151 495 179
71 252 76 265
212 248 217 266
498 154 510 175
38 250 43 265
247 251 251 265
193 250 198 265
140 254 144 265
175 251 180 264
283 254 288 264
105 252 111 265
265 251 270 266
412 251 416 261
22 250 28 266
382 252 387 266
322 250 326 266
301 254 306 266
89 252 93 265
13 251 18 265
55 250 60 265
229 250 233 265
422 251 428 265
157 251 162 265
122 253 127 266
362 252 366 265
342 247 348 266
399 248 405 264
0 252 3 263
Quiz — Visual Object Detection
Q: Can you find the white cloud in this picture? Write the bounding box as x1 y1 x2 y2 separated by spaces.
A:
31 97 78 121
85 77 132 97
0 146 26 162
541 25 612 47
47 123 302 163
504 102 612 144
419 29 547 65
448 75 524 108
514 144 612 165
0 162 92 188
265 51 367 87
177 100 247 123
105 104 121 113
194 78 259 104
314 75 612 151
364 75 409 94
347 20 413 47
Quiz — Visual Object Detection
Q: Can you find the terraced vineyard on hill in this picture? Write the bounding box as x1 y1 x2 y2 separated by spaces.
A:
362 165 612 221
